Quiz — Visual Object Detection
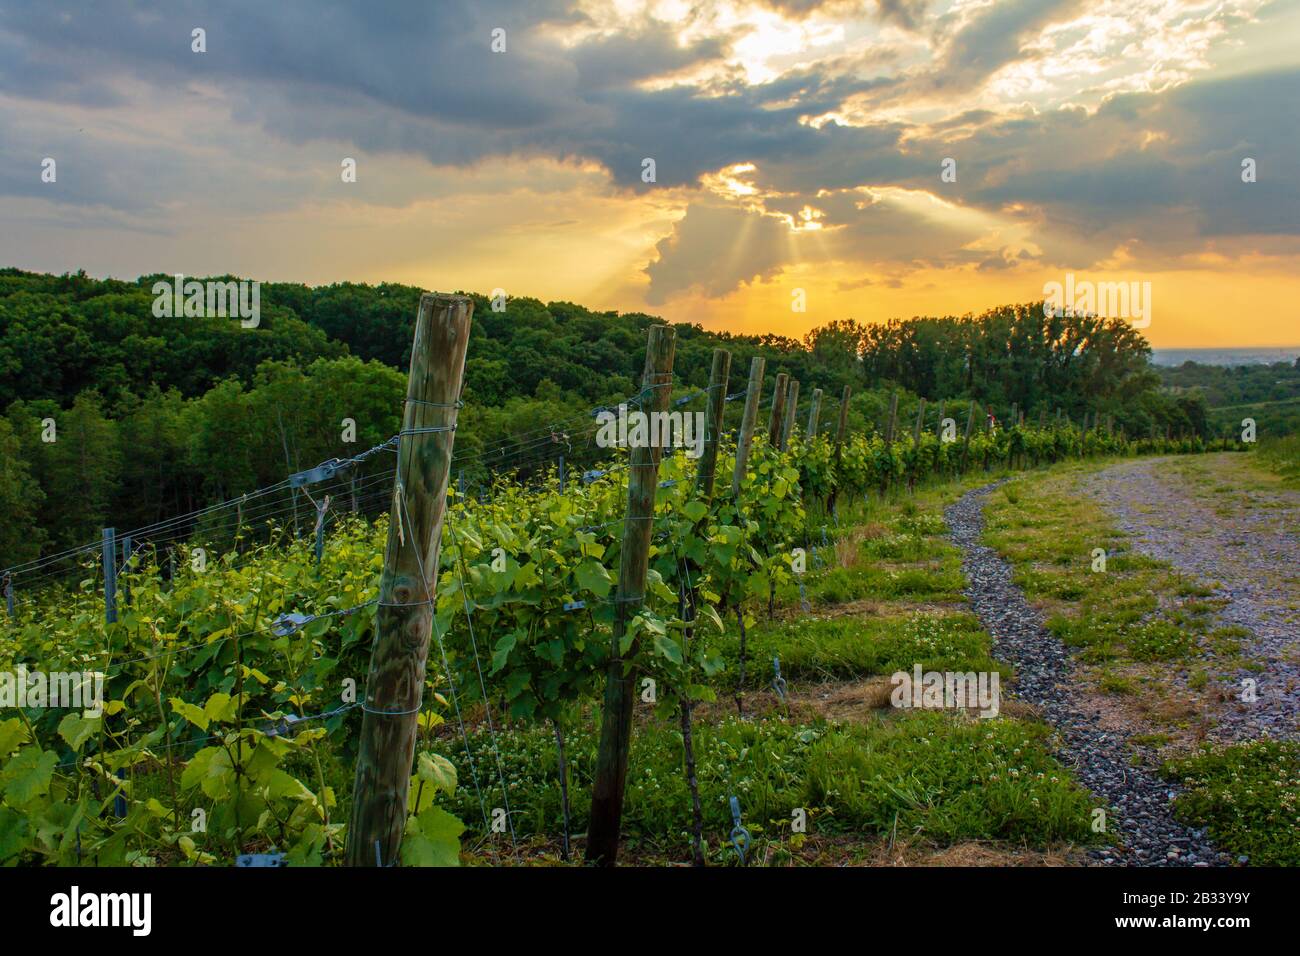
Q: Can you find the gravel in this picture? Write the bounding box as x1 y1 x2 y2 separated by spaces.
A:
945 480 1229 867
1078 457 1300 743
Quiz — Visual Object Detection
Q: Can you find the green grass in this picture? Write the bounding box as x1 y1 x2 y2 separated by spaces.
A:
799 561 968 605
445 710 1100 858
983 468 1211 667
721 612 1007 686
1255 434 1300 484
1164 740 1300 866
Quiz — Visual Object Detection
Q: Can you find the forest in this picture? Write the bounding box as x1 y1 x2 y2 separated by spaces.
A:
1 268 1212 569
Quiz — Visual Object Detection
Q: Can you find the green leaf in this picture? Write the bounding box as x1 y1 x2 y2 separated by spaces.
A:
169 697 209 731
203 692 239 724
401 805 464 867
652 633 683 665
700 650 726 677
681 500 709 524
490 632 517 674
417 752 458 796
0 718 29 756
504 670 531 699
574 559 613 597
265 769 315 801
57 713 101 752
0 747 57 804
697 603 725 633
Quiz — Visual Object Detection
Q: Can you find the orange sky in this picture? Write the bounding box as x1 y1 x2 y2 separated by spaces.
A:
1 0 1297 347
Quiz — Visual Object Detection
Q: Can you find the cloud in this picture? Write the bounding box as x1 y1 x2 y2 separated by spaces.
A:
643 201 791 303
0 0 1293 310
754 0 930 32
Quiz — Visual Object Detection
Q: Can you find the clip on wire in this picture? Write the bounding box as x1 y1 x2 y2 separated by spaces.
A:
772 656 788 704
729 796 751 866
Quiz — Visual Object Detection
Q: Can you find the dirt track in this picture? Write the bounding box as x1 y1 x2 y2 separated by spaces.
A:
946 481 1224 867
1080 455 1300 742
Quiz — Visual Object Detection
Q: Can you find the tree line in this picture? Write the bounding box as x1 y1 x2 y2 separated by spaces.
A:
0 269 1210 570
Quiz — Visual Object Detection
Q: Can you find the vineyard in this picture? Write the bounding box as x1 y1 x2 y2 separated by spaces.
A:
0 300 1247 867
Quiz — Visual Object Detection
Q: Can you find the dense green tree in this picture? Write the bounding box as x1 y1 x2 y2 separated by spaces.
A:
0 417 46 567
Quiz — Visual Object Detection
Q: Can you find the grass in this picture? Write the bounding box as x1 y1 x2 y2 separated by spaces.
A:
445 709 1100 860
1164 740 1300 866
1255 434 1300 484
982 468 1213 667
721 612 1007 687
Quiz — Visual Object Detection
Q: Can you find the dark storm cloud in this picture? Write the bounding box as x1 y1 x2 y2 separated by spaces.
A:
0 0 1293 281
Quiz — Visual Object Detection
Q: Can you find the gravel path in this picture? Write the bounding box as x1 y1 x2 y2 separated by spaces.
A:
1079 456 1300 743
946 482 1227 867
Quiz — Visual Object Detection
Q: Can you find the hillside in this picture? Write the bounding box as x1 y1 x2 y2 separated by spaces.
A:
1 270 1211 569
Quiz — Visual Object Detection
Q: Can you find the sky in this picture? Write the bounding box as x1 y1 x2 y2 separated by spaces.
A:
1 0 1298 347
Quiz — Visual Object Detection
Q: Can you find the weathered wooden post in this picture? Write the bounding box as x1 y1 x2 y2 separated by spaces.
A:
730 355 764 718
587 325 677 867
828 385 851 506
885 392 898 447
732 357 765 497
781 379 800 449
767 373 789 446
806 388 822 438
678 347 731 867
935 400 946 435
961 402 976 471
346 292 473 867
696 349 731 501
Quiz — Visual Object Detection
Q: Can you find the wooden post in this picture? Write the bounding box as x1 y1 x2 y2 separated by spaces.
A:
732 357 765 497
781 379 800 449
766 373 788 446
885 392 898 447
806 388 822 438
935 400 946 435
346 293 473 867
962 402 975 469
587 325 677 867
695 349 731 501
103 528 117 625
730 356 764 720
682 347 730 867
912 397 926 446
828 385 851 513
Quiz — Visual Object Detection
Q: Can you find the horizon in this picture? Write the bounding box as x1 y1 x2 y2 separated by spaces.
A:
2 1 1298 347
